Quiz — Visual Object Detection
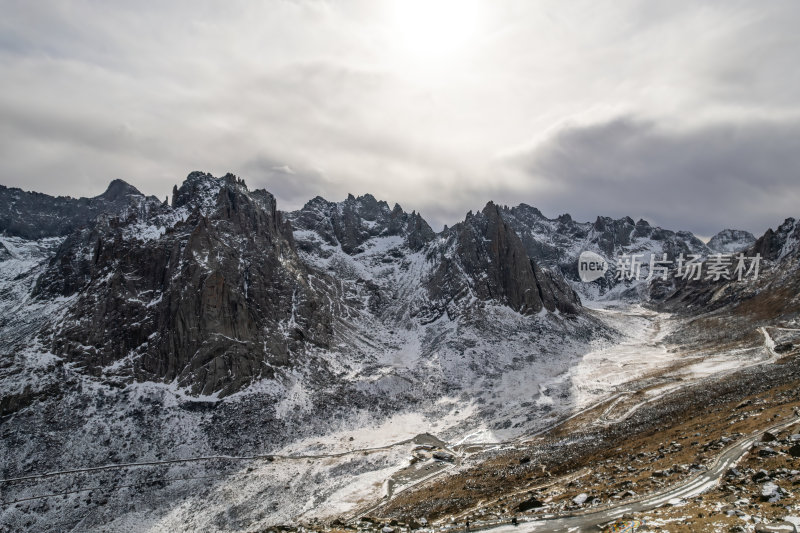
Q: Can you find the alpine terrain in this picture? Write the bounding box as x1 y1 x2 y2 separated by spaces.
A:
1 173 799 532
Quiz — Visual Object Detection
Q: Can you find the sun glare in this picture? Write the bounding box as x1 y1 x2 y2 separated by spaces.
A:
384 0 483 64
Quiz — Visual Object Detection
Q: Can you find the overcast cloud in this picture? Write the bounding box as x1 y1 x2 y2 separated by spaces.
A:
1 0 799 236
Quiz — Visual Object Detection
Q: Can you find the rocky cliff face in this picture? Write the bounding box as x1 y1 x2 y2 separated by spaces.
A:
423 202 579 320
752 218 799 261
32 172 332 396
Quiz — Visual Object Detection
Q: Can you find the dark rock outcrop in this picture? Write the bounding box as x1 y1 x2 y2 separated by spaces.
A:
752 218 799 261
423 202 579 320
517 496 544 512
0 241 12 261
34 172 332 396
0 179 153 239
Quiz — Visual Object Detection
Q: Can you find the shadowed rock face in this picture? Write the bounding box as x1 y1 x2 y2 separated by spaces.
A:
752 218 799 261
0 241 11 261
0 179 153 239
34 172 332 396
423 202 579 320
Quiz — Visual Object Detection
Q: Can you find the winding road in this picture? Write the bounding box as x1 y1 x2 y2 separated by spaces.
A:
473 414 800 532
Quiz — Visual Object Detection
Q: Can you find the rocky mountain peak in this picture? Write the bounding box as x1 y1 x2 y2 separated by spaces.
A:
752 217 799 261
173 171 232 209
425 203 579 318
29 172 331 396
480 200 499 220
707 228 757 254
514 203 545 219
100 179 142 201
289 192 435 254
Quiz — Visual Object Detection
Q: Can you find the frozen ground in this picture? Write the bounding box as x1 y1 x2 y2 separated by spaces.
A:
565 303 676 411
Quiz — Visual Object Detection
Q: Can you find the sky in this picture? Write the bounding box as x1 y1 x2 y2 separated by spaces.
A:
1 0 799 237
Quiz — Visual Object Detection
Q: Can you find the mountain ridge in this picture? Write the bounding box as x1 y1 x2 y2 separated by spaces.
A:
0 172 592 401
1 171 794 400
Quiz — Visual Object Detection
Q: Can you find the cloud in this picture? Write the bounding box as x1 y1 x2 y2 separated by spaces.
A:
504 116 800 236
1 1 800 234
240 154 331 209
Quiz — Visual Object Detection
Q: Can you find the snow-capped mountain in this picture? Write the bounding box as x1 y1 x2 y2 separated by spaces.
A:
707 228 756 254
652 217 800 325
288 196 580 323
1 172 789 531
495 204 715 300
0 173 608 531
1 171 768 423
